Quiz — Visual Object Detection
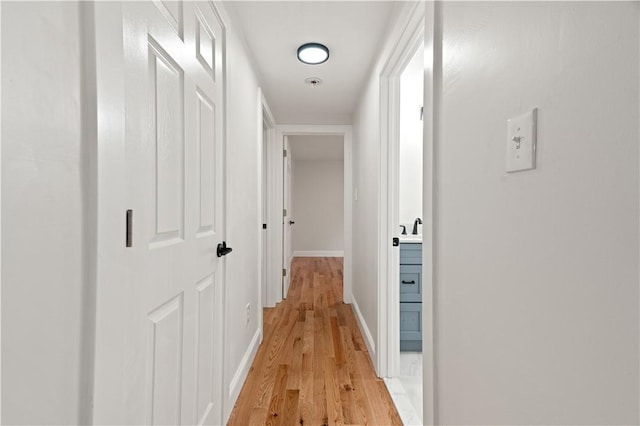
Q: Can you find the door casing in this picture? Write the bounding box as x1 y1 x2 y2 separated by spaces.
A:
378 1 425 380
258 88 276 312
282 136 292 298
270 125 353 305
377 2 439 424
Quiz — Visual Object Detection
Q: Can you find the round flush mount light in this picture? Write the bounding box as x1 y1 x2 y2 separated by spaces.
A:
297 43 330 65
305 77 323 87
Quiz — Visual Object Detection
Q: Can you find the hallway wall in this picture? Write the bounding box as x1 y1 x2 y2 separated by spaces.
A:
352 85 382 356
353 1 639 423
433 2 639 423
221 6 264 421
292 159 344 255
1 3 268 424
351 2 414 362
2 2 85 424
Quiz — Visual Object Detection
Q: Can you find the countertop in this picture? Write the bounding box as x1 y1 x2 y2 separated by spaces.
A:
399 235 422 243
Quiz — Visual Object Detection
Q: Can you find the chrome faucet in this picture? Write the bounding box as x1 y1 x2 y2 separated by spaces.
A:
412 218 422 235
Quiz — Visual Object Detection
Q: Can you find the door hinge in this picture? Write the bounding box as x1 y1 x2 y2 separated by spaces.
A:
392 237 399 247
262 223 267 230
283 149 287 157
126 209 133 247
283 208 287 216
282 268 287 277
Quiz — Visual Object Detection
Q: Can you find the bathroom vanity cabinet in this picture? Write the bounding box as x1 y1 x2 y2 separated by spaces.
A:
400 242 422 351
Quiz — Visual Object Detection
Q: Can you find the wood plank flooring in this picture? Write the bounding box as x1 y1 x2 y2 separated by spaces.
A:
227 257 402 426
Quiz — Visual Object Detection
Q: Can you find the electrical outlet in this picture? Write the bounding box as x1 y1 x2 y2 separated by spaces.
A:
245 303 251 326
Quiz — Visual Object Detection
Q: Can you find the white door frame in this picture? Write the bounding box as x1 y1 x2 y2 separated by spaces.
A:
91 3 128 422
257 89 277 313
378 3 439 424
421 2 440 424
0 2 4 420
272 124 353 304
282 135 292 299
377 1 424 380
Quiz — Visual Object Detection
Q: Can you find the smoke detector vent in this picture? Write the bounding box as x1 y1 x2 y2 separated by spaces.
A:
305 77 323 87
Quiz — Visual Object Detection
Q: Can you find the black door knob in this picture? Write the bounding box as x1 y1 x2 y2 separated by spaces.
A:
217 241 233 257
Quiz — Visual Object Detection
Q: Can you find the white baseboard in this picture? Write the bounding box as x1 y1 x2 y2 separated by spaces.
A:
227 328 261 407
350 295 376 359
293 250 344 257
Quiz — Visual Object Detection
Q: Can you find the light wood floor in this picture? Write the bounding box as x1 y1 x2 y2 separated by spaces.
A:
227 257 402 426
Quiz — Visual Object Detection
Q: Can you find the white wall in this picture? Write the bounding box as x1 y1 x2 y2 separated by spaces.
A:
351 1 418 366
221 5 264 421
433 2 639 423
292 159 344 254
1 2 267 424
352 78 382 355
2 2 84 424
399 48 423 228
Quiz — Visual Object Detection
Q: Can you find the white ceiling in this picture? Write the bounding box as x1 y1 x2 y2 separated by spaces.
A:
225 1 399 125
289 135 344 160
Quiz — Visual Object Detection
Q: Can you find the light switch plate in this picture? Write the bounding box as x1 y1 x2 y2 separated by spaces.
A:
506 108 537 173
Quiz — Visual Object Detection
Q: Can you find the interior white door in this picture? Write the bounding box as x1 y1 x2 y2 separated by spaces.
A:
93 2 225 425
282 136 292 298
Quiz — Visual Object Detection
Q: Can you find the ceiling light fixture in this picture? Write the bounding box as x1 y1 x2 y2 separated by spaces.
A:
297 43 329 65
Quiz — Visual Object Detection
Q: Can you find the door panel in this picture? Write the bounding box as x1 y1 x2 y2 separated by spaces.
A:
148 39 185 245
147 293 184 425
94 2 225 425
195 11 215 78
153 0 183 37
195 275 215 424
196 90 216 237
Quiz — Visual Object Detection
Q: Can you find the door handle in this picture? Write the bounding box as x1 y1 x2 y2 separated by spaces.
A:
288 220 295 225
401 280 416 285
217 241 233 257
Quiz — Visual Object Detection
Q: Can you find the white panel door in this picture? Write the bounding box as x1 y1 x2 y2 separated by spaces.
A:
93 2 225 425
282 136 292 298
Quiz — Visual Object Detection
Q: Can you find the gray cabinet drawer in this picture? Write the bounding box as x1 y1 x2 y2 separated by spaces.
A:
399 264 421 302
399 243 422 264
400 302 422 351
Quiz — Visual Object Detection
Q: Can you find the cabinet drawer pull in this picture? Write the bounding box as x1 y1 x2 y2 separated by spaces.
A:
402 280 416 285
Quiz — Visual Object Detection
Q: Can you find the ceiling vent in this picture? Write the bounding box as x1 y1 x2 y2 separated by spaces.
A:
305 77 323 87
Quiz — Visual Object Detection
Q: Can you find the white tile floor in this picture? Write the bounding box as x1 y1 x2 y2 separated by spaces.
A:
385 352 423 425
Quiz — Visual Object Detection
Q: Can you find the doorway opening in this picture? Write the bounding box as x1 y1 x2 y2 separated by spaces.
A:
288 135 345 262
396 44 425 420
282 135 292 298
259 89 276 313
273 125 353 305
262 120 269 307
377 2 426 424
